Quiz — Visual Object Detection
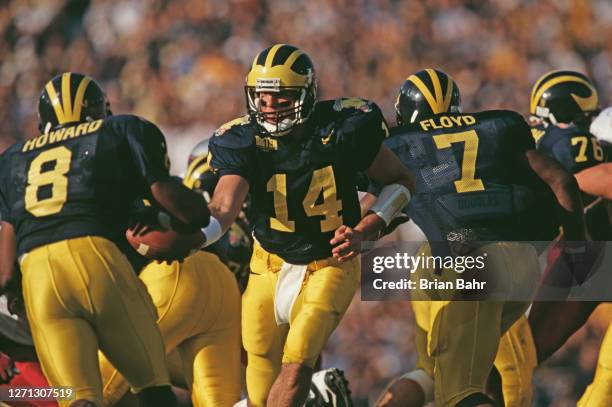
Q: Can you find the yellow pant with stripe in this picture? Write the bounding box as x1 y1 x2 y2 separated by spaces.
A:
578 322 612 407
21 236 170 407
243 243 360 407
99 251 241 407
411 242 539 407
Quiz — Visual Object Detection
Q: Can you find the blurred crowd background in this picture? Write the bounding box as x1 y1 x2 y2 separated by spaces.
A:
1 0 611 405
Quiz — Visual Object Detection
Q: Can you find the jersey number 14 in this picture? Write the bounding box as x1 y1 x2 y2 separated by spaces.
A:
267 165 343 233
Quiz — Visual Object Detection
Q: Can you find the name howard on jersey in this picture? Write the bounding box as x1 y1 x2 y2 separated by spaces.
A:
22 120 103 152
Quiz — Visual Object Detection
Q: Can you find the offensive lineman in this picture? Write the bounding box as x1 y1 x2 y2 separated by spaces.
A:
371 69 586 407
527 70 612 407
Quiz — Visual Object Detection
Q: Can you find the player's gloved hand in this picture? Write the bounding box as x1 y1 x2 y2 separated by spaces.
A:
330 225 363 262
0 352 16 384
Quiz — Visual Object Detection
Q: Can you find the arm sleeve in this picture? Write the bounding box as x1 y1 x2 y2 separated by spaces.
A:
208 135 253 185
124 117 171 186
341 102 387 171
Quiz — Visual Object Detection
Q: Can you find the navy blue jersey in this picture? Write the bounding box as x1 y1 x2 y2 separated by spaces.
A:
535 123 605 174
535 123 611 239
379 110 557 242
0 115 170 255
209 98 387 264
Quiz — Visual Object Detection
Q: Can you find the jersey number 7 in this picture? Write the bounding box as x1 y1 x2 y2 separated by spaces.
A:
433 130 485 193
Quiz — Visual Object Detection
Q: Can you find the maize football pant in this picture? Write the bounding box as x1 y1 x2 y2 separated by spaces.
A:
99 251 241 407
21 236 170 406
411 242 539 406
242 243 360 407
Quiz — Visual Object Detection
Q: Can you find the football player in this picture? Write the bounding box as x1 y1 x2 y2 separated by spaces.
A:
0 72 212 407
205 44 415 407
97 153 242 407
527 75 612 407
186 143 359 407
371 69 586 407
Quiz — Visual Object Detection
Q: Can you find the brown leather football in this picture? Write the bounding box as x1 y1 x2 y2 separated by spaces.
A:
126 227 205 260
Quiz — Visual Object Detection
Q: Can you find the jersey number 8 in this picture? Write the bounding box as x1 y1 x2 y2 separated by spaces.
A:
25 146 72 217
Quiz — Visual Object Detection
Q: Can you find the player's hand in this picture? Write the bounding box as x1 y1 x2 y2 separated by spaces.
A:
0 352 16 384
330 225 363 262
128 203 163 236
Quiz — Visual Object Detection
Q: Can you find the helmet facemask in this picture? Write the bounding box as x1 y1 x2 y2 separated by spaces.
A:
246 75 316 136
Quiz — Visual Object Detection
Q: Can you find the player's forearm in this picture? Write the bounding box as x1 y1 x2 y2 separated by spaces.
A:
525 150 585 239
208 197 242 234
209 174 250 234
575 163 612 200
359 192 377 217
365 145 416 193
354 212 387 241
150 178 211 229
551 175 586 240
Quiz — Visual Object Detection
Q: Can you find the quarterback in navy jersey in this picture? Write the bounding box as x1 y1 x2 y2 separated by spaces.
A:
206 44 415 407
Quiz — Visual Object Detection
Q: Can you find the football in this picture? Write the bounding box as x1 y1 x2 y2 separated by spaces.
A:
125 227 205 260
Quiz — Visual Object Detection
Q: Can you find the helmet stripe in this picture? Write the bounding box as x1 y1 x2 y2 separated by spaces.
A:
426 69 444 113
71 77 91 121
255 50 268 67
530 70 565 112
408 74 438 115
183 155 209 189
284 49 304 71
265 44 284 68
45 81 67 124
61 73 73 122
530 74 597 113
443 76 454 111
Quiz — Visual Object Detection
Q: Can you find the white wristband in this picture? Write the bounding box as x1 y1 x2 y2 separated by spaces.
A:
369 184 412 226
201 216 223 247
